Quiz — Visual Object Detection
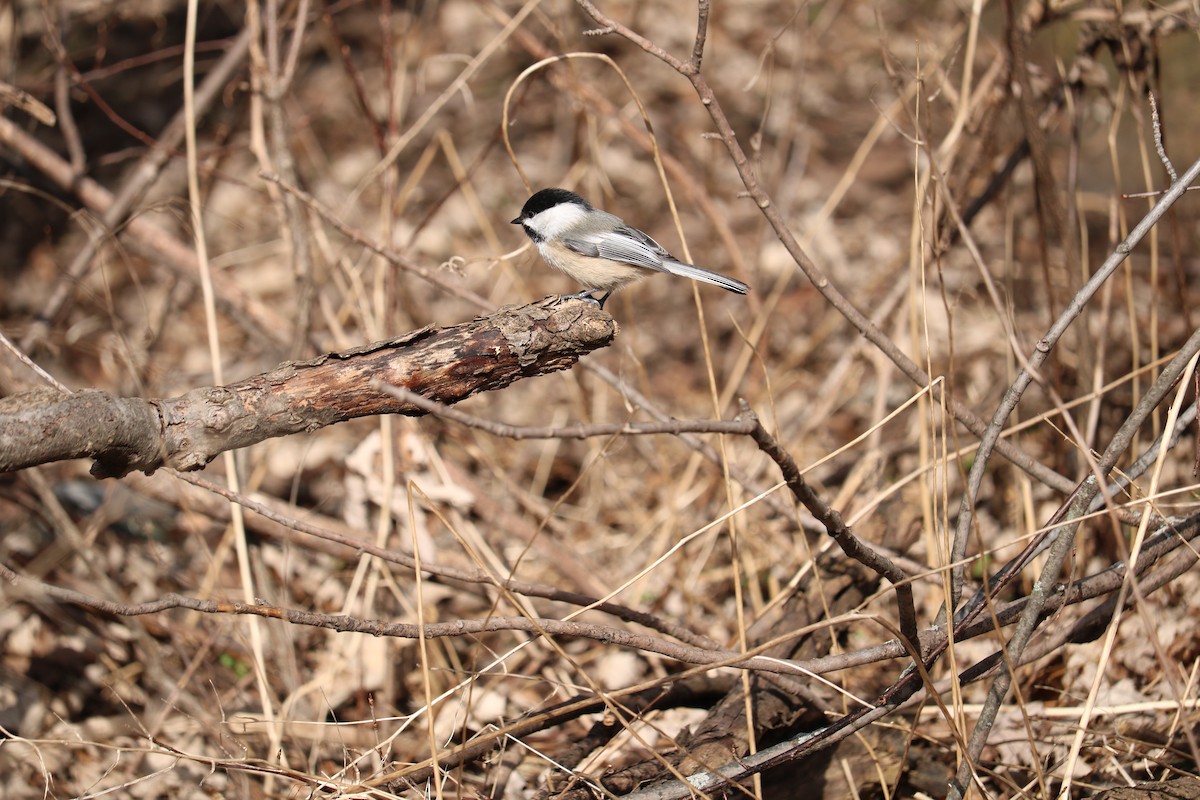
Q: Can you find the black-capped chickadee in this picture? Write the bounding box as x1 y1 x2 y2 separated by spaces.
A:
511 188 750 308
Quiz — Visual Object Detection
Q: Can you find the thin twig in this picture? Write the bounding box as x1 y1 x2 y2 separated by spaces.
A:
46 8 86 175
262 172 493 308
377 384 755 439
0 330 70 393
736 401 920 648
1148 90 1177 183
262 0 316 356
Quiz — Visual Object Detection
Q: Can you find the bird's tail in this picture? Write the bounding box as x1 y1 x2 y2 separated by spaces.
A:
661 260 750 294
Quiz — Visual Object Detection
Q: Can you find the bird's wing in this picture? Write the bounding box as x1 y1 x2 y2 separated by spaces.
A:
563 224 672 270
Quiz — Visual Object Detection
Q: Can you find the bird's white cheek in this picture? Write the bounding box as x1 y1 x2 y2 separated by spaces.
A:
526 204 588 238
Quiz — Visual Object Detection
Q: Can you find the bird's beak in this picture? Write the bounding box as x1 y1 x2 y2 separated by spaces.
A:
510 217 521 225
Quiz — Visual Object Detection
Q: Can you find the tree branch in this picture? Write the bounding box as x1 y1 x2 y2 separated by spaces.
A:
0 297 615 477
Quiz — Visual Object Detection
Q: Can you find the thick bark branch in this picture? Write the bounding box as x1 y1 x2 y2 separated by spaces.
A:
0 297 615 477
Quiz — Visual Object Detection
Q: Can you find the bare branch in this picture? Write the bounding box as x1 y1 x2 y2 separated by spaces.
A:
0 298 615 477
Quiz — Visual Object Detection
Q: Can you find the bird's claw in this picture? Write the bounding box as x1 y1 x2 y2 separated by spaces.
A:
561 290 612 309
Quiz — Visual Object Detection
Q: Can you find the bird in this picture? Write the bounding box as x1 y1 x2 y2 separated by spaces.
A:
510 188 750 308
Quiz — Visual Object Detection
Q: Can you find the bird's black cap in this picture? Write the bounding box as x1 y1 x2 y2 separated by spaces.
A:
511 188 591 224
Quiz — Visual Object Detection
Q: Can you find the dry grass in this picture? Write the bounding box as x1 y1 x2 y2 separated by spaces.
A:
2 1 1200 797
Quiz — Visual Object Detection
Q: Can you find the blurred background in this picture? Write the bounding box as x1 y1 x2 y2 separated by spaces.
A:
2 1 1199 797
